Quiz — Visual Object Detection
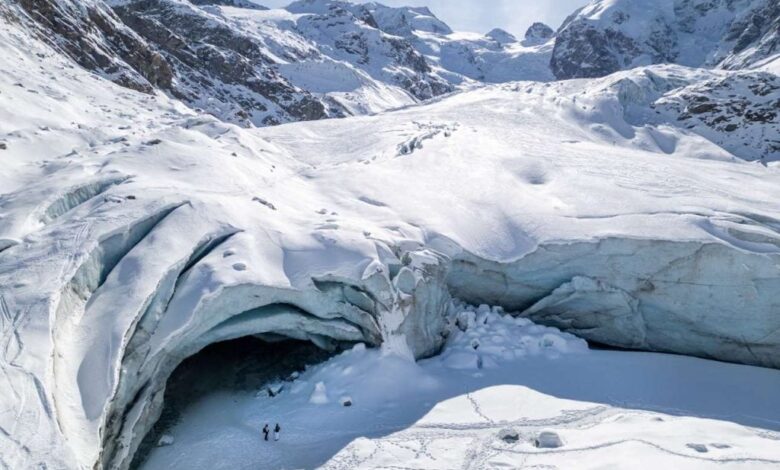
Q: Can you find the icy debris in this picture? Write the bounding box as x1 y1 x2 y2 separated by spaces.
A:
232 262 247 271
266 382 284 397
534 431 563 448
157 434 175 447
439 303 588 369
455 311 476 331
310 382 329 404
396 122 459 156
498 428 520 443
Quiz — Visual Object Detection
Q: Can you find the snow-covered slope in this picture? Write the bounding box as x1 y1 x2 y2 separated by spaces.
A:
6 0 174 93
552 0 780 79
3 0 560 128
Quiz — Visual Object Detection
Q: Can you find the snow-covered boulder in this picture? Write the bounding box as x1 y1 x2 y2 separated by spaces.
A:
498 427 520 443
534 430 564 448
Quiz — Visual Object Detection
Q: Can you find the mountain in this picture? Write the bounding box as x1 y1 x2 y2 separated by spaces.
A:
3 0 560 127
8 0 174 93
552 0 780 79
523 22 554 44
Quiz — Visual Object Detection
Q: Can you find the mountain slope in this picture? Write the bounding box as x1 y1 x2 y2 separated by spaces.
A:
552 0 780 79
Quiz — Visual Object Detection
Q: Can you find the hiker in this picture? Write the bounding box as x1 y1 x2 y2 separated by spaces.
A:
262 424 270 441
274 423 281 441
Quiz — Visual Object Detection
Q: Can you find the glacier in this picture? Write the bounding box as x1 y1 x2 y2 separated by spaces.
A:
0 0 779 469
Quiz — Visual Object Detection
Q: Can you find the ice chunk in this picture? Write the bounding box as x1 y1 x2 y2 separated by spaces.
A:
309 382 329 404
534 431 563 448
157 434 175 447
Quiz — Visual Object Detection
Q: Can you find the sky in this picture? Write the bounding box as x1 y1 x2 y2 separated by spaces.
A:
257 1 589 36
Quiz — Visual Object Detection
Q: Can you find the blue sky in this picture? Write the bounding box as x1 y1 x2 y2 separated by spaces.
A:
258 0 589 36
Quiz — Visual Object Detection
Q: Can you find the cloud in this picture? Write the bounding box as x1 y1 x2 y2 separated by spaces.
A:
258 0 589 35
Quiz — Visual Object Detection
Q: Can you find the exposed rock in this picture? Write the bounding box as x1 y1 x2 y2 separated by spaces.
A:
551 0 780 79
190 0 268 9
499 428 520 443
717 0 779 69
687 443 709 453
112 0 332 126
524 22 553 44
9 0 173 93
287 0 452 101
534 431 564 448
654 71 780 162
486 28 518 47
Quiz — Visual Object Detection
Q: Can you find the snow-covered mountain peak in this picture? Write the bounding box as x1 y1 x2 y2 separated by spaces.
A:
286 0 453 37
190 0 268 9
552 0 779 79
486 28 518 46
523 22 554 44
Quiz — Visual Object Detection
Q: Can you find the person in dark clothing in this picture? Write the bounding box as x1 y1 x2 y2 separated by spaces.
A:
262 424 270 441
273 423 281 441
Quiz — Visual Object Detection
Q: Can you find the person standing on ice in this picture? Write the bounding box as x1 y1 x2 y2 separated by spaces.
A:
262 424 270 441
274 423 281 441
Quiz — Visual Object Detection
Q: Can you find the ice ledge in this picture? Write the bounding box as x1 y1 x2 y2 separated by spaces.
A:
447 237 780 368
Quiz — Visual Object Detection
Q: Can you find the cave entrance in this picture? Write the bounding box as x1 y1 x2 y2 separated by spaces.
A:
130 336 333 469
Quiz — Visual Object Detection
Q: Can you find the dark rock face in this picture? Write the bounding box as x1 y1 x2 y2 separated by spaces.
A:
5 0 452 127
654 72 780 162
720 1 780 69
189 0 268 9
487 28 518 46
551 0 780 80
112 0 332 126
524 22 553 43
9 0 173 94
551 3 677 80
289 1 452 100
552 22 646 79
